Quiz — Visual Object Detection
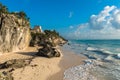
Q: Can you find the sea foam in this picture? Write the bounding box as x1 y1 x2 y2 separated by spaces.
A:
64 40 120 80
64 59 120 80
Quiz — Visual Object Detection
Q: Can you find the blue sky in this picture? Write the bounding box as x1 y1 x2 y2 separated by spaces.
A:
1 0 120 39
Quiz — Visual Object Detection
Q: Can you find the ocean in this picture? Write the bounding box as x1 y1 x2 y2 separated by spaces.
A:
64 40 120 80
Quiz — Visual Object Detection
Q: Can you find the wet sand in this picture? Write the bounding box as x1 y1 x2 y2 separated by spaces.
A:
48 45 86 80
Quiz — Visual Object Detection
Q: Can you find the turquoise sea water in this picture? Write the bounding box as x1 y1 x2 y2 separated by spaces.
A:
64 40 120 80
68 40 120 59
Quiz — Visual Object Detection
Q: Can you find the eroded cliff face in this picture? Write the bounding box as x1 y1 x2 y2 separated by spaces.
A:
0 13 31 53
30 29 67 47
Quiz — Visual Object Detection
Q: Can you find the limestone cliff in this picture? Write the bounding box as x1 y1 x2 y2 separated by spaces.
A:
30 28 67 58
30 29 67 47
0 13 31 53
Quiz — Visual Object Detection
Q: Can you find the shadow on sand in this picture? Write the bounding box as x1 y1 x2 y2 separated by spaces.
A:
16 52 37 57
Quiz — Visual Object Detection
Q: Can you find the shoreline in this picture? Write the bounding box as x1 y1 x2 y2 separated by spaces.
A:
0 45 87 80
48 45 87 80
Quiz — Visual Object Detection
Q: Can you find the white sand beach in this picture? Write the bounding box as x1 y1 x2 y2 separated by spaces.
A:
0 45 86 80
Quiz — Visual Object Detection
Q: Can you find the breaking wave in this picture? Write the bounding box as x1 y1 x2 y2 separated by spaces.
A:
64 40 120 80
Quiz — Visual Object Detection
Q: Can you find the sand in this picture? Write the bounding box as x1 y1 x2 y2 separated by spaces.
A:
0 45 86 80
48 45 86 80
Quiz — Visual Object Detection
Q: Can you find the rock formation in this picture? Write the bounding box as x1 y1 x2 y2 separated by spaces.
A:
36 43 61 58
30 29 67 47
0 59 32 80
30 29 67 58
0 71 13 80
31 25 43 33
0 13 31 53
0 59 31 69
0 3 67 58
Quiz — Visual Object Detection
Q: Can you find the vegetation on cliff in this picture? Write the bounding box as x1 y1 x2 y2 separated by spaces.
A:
0 2 29 22
30 28 67 58
0 3 9 14
11 11 30 21
0 2 67 58
30 29 67 47
0 2 68 80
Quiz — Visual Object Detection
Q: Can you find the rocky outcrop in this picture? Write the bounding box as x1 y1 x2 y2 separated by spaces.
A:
0 59 31 69
50 36 67 46
30 29 67 47
30 29 67 58
0 71 13 80
0 13 31 53
0 59 32 80
36 43 61 58
31 25 43 33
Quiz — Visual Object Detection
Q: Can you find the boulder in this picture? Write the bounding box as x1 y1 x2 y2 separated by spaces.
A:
36 44 61 58
0 59 31 69
0 71 13 80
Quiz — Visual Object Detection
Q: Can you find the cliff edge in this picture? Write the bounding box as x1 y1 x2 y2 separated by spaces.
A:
0 4 31 53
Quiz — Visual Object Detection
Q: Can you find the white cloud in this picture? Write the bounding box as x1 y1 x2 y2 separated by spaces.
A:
69 12 73 18
89 5 116 30
67 5 120 39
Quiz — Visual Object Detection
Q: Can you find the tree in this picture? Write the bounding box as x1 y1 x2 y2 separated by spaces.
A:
0 3 8 14
17 11 29 21
19 11 27 18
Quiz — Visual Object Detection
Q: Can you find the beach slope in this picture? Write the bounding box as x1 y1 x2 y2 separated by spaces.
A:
0 45 86 80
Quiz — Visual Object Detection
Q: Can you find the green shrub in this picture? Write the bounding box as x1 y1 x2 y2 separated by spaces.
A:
0 3 9 14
